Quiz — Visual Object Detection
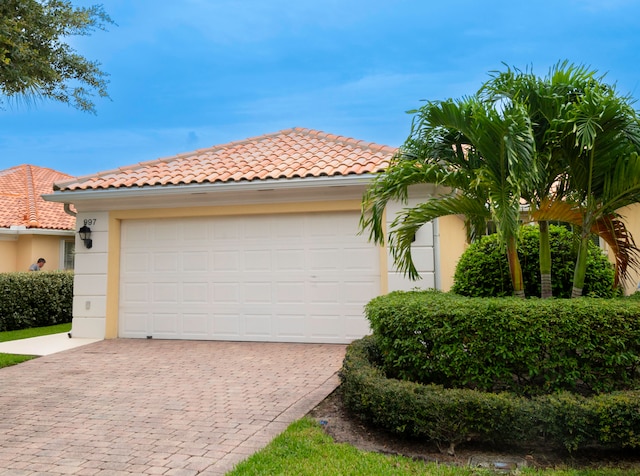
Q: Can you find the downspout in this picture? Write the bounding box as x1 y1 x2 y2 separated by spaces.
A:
63 203 77 217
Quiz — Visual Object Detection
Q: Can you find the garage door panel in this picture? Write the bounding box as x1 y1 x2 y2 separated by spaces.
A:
152 283 178 303
152 312 180 337
343 247 379 270
182 282 208 303
182 313 209 338
213 250 240 271
245 314 272 337
244 282 273 303
309 282 340 303
275 315 306 338
275 282 305 303
309 315 341 339
119 212 384 343
123 252 150 273
244 250 272 271
182 220 209 241
120 311 148 337
121 282 149 303
275 249 305 270
153 252 178 272
212 282 240 302
345 316 372 339
342 281 380 303
182 251 209 272
214 314 242 337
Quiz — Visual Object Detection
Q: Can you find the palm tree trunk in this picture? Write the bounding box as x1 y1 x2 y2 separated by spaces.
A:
571 235 590 298
539 221 553 298
506 235 526 298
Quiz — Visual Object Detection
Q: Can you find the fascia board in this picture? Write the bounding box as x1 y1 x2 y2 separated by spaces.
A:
43 174 377 203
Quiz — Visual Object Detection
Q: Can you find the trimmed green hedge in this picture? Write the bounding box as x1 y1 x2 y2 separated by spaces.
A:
0 272 73 331
340 336 640 452
452 225 617 298
365 290 640 396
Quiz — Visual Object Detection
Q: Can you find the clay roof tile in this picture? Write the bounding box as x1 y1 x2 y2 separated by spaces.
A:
0 165 75 230
54 128 395 192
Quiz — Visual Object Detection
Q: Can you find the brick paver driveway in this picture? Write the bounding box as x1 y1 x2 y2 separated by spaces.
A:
0 339 346 475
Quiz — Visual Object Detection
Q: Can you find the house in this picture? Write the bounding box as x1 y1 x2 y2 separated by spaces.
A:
44 128 466 343
0 164 76 272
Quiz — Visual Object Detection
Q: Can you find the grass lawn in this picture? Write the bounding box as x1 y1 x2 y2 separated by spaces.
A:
228 418 633 476
0 322 71 368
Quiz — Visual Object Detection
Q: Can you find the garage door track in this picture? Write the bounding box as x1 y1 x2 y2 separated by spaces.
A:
0 339 346 475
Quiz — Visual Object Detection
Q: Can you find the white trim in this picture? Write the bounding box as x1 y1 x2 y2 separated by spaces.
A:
0 228 74 237
42 174 377 203
59 238 75 270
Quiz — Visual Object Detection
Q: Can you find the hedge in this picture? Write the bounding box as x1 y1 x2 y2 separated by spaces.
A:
340 336 640 453
0 272 73 331
451 225 617 298
365 290 640 396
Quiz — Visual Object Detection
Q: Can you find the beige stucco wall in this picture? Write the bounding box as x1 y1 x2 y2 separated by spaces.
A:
0 233 73 272
437 215 467 292
0 238 18 272
607 203 640 295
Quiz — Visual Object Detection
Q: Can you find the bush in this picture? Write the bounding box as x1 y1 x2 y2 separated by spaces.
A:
340 336 640 452
365 290 640 396
0 272 73 331
451 225 617 298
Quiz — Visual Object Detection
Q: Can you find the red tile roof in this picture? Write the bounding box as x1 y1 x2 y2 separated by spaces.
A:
0 165 75 230
54 128 395 192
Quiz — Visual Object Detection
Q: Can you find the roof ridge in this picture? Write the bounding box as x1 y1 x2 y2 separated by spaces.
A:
24 165 40 227
291 127 396 153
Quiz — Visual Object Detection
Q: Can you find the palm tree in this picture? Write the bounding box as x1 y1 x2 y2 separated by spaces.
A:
479 62 601 298
543 82 640 296
361 96 537 297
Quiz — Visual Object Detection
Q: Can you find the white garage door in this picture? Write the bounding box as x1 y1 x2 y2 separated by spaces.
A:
119 212 380 343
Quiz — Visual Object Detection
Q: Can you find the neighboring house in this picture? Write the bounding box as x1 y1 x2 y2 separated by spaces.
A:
44 128 466 343
0 164 76 272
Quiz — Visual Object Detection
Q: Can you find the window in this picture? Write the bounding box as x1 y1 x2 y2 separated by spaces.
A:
61 239 75 270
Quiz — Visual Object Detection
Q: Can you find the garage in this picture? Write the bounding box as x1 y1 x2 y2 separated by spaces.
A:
45 127 452 342
118 211 380 343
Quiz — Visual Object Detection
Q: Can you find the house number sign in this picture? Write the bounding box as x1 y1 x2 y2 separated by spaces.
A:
83 218 97 226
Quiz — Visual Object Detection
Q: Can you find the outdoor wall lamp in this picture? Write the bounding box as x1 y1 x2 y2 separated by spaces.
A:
78 225 93 249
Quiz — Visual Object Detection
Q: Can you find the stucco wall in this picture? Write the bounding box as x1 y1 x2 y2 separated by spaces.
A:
437 215 467 292
608 203 640 295
0 233 72 272
71 212 110 339
0 238 18 272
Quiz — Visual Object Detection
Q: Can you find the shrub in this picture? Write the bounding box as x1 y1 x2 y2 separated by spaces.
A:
340 336 640 452
451 225 617 298
365 290 640 396
0 272 73 331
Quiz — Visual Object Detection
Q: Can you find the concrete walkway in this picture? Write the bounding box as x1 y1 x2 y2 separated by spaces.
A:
0 332 101 356
0 339 346 475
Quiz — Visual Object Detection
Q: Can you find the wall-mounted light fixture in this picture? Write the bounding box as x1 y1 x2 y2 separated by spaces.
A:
78 225 93 249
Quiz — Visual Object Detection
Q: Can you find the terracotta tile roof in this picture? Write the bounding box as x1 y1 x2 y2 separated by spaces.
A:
54 128 395 192
0 165 75 230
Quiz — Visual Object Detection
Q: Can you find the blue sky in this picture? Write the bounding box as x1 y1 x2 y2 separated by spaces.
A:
1 0 640 177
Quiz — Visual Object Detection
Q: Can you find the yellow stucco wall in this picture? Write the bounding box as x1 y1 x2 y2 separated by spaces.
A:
608 203 640 295
0 239 18 272
437 215 467 291
0 234 73 272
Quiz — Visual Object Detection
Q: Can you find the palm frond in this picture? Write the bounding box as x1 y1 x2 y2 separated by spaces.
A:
388 195 491 279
